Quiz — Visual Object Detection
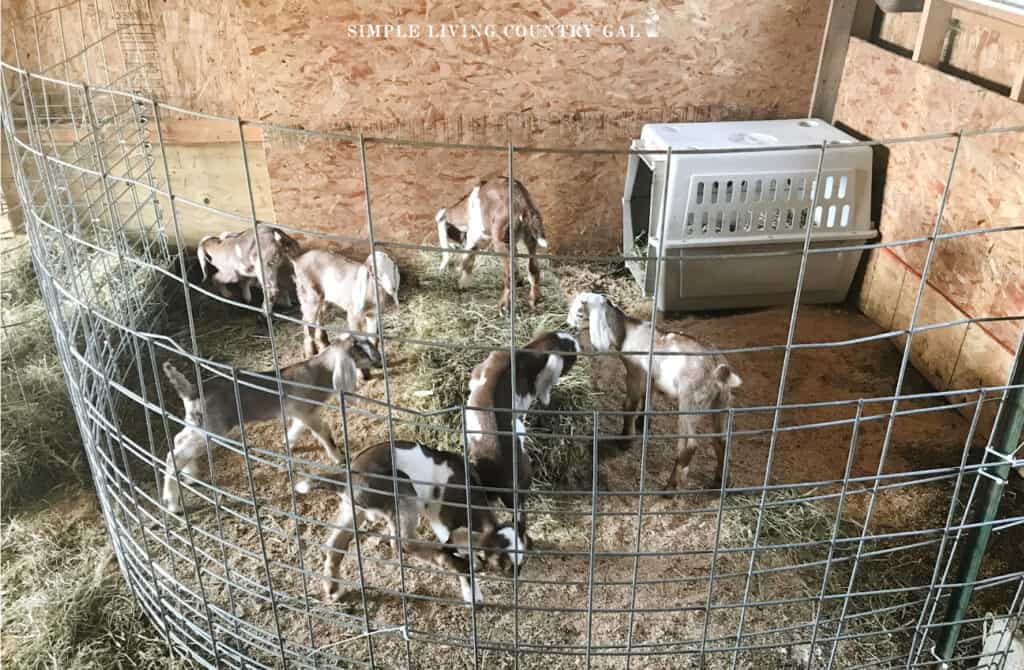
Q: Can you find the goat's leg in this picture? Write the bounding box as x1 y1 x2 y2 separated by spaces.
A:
241 278 255 304
458 243 479 290
664 411 699 497
711 405 730 489
618 369 645 448
314 301 330 352
299 290 323 358
212 279 233 299
285 418 307 451
162 429 208 514
322 495 363 601
303 412 342 465
493 239 513 316
525 238 541 308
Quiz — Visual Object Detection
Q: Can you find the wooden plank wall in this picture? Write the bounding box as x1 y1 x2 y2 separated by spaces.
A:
835 38 1023 430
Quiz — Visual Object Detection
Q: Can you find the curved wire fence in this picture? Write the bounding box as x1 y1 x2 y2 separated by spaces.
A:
3 4 1024 669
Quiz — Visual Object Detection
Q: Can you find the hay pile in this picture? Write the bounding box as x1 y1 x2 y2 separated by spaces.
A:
0 241 83 508
382 251 601 491
1 499 184 668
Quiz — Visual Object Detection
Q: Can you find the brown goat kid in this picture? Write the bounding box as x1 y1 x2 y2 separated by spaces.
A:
568 292 742 493
436 177 548 315
295 440 527 604
466 331 580 541
196 227 301 309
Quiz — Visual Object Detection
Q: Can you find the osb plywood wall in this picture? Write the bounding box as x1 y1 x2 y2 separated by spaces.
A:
151 0 829 255
877 10 1024 93
6 0 831 255
835 38 1023 428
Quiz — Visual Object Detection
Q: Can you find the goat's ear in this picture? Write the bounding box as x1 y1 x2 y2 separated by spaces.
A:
589 298 617 352
332 349 358 394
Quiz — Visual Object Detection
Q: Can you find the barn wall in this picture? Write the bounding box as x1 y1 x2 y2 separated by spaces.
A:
6 1 831 256
877 10 1024 94
835 38 1023 428
147 0 832 255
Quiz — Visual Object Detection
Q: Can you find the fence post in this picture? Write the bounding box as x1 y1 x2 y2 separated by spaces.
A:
934 333 1024 662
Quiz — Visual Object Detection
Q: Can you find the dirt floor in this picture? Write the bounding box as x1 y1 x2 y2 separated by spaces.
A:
110 252 1023 670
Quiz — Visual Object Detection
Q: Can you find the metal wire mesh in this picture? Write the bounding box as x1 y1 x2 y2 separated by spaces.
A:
2 3 1023 669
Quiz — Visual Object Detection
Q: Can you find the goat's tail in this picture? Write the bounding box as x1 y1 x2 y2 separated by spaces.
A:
163 362 199 402
196 236 215 280
294 472 347 496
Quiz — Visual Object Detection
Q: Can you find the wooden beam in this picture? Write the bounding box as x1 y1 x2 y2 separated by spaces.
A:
15 119 264 146
914 0 953 66
852 0 878 40
809 0 860 122
1012 65 1024 102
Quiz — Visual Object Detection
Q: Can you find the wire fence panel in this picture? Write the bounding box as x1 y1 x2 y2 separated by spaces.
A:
2 3 1023 669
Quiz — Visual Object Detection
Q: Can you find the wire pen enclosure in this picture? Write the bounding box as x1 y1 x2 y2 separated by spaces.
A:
623 119 877 311
3 2 1024 670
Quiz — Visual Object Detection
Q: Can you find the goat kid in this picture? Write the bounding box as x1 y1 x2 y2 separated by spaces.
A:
568 292 741 493
295 440 527 604
467 331 579 541
161 334 382 514
435 177 547 314
197 227 301 308
293 249 400 358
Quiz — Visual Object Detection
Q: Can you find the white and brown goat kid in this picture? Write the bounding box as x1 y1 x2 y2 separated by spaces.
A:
295 440 527 604
196 227 301 309
568 292 742 492
466 331 580 540
293 249 400 358
160 335 382 514
436 177 548 314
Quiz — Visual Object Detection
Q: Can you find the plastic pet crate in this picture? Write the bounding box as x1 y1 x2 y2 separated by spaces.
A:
623 119 876 311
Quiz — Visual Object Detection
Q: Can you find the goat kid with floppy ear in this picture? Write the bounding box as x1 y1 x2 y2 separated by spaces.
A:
567 292 741 493
160 333 382 514
295 440 527 605
466 330 580 543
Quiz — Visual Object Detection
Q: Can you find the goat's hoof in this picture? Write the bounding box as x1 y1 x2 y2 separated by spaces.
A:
322 582 343 603
164 501 184 516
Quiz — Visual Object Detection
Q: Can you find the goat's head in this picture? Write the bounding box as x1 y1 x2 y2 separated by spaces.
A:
451 525 528 577
336 333 384 370
366 252 401 306
567 292 622 352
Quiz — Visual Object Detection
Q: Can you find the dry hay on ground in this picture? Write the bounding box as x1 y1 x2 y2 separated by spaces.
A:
110 251 1023 669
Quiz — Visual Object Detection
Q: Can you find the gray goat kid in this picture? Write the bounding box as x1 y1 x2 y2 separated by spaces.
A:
295 440 527 604
161 335 382 514
466 331 579 541
435 177 547 314
293 249 400 358
196 227 301 308
568 292 741 492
